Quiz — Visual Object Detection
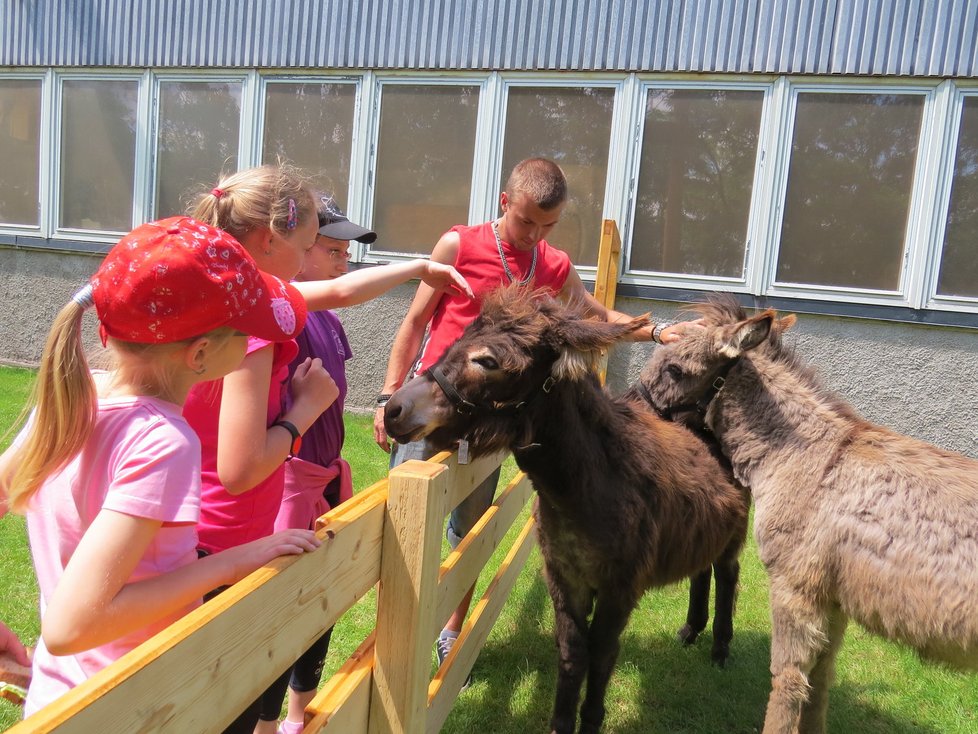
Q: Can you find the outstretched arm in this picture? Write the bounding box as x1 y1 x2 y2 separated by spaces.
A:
41 509 320 655
373 233 461 452
294 258 472 311
558 267 695 344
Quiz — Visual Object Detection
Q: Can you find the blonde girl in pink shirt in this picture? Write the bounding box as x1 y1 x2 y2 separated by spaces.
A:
0 217 322 717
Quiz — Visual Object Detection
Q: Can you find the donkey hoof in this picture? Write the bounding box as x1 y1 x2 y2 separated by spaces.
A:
710 642 729 667
677 623 700 646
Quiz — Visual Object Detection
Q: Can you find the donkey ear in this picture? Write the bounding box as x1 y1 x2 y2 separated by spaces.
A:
717 311 773 358
556 314 649 353
552 315 650 381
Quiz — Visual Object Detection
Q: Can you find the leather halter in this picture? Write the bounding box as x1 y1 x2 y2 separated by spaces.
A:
427 364 556 416
637 358 740 422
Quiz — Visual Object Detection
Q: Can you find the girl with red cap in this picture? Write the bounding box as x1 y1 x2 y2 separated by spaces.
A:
0 217 322 718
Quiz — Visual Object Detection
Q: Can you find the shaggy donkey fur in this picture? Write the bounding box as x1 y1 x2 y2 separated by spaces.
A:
384 287 748 734
637 294 978 734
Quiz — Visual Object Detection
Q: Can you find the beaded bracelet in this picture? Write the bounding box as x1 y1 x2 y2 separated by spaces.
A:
376 393 393 406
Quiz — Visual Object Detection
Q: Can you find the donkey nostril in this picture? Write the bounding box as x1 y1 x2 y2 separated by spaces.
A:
385 402 402 421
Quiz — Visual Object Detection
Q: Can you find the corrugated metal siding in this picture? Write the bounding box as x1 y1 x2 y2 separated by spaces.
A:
1 0 976 77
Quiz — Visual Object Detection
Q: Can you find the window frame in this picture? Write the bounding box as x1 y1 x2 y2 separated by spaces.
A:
0 70 48 236
50 70 146 242
762 79 940 308
256 73 365 252
493 72 624 274
921 82 978 314
149 71 251 220
620 75 773 292
364 72 489 262
1 67 976 323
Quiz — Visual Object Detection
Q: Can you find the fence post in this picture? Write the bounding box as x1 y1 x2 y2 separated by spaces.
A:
594 218 622 385
369 459 449 734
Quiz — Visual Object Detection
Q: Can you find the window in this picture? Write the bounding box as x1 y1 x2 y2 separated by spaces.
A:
0 79 41 227
262 81 357 202
776 92 924 292
499 86 615 267
937 96 978 299
59 79 139 232
630 87 763 278
156 80 242 218
371 83 480 255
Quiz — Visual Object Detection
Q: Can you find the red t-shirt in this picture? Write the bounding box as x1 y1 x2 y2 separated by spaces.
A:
415 221 572 373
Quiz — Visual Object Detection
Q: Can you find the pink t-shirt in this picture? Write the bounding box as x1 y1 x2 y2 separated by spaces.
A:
183 337 298 553
24 396 201 716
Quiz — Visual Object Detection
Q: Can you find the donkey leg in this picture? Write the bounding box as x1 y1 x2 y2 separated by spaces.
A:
678 568 712 646
762 588 828 734
578 592 635 734
545 566 595 734
709 547 742 666
798 606 847 734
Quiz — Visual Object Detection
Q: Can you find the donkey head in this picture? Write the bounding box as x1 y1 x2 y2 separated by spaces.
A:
639 294 795 421
384 284 648 457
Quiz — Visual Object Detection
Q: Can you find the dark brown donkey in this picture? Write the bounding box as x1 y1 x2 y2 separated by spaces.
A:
638 294 978 734
384 287 748 734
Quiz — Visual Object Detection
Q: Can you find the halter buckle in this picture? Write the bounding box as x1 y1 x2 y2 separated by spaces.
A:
541 375 556 393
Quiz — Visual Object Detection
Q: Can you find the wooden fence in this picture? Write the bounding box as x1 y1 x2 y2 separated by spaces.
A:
7 221 623 734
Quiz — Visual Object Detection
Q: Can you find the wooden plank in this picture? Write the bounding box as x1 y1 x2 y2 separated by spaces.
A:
434 473 534 634
593 219 622 385
304 633 376 734
437 450 509 512
8 489 387 734
426 517 539 732
369 460 450 734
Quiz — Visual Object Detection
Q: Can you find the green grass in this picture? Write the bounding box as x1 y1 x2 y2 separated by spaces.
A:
1 364 975 732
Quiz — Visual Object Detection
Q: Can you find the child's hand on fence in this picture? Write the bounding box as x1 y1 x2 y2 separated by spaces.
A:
222 530 322 585
0 621 31 705
290 357 339 417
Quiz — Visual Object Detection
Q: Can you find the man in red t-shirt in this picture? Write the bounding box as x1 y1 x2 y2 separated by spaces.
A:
373 158 687 686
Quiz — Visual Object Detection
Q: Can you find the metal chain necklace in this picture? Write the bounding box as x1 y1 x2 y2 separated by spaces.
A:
492 220 537 285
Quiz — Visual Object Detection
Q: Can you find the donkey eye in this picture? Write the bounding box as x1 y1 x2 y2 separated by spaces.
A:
473 355 499 370
666 364 684 381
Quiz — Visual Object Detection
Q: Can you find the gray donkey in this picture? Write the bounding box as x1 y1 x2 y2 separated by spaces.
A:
637 294 978 734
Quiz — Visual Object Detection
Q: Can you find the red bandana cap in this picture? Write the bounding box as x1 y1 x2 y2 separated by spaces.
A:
91 216 307 345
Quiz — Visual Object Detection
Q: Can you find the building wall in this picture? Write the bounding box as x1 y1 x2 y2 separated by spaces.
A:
3 0 978 77
5 249 975 459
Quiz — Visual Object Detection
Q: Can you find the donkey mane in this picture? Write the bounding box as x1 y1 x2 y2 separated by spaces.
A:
687 294 865 426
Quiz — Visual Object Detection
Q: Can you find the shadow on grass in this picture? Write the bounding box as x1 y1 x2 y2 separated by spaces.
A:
441 574 947 734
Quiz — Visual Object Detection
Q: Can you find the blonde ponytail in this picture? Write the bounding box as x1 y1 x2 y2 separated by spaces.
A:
6 300 97 513
190 164 316 243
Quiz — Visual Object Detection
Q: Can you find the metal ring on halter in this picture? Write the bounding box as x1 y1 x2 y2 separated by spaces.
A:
71 284 95 310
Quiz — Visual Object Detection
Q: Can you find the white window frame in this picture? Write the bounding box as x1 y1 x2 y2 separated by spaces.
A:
0 71 48 237
364 72 490 263
256 73 365 256
921 82 978 314
620 75 773 293
494 72 625 276
763 79 940 308
50 71 146 242
149 71 252 220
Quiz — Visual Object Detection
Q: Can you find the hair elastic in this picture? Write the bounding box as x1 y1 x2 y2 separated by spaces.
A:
211 187 225 199
71 283 95 310
286 198 298 230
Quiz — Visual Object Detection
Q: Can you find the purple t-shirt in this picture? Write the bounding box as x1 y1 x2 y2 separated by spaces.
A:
284 309 350 467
